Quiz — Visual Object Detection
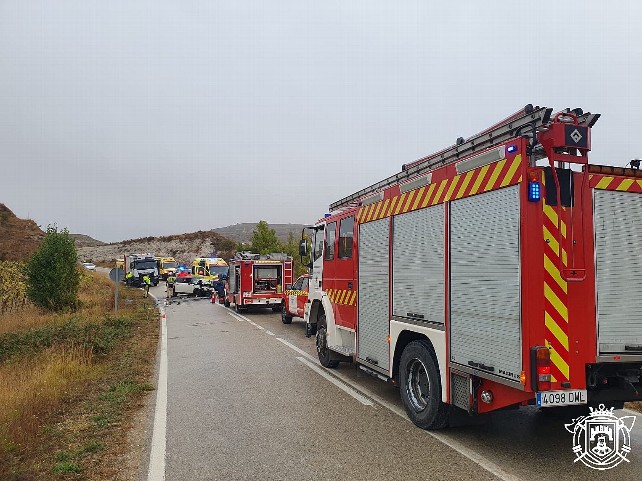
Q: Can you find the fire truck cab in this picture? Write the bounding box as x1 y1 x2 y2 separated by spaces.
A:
225 252 293 313
301 105 642 430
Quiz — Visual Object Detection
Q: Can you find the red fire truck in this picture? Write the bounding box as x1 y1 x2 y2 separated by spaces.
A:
300 104 642 430
225 252 293 312
281 274 310 324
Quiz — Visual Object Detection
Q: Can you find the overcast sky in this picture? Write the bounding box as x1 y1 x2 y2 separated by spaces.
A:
1 1 641 242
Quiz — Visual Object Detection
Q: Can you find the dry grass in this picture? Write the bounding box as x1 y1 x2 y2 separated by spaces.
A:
0 346 98 448
0 270 159 480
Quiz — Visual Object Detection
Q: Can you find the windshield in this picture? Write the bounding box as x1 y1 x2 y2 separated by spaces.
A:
209 266 228 277
162 262 178 269
134 260 156 270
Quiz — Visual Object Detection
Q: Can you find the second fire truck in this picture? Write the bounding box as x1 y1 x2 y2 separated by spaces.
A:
300 104 642 429
225 252 293 312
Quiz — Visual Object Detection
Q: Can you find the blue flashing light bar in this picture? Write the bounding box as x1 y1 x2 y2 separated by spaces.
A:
507 145 518 153
528 181 541 202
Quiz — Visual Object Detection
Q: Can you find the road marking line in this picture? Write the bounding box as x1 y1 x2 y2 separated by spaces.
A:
227 312 247 322
147 304 167 481
276 337 317 362
276 337 521 481
265 330 275 336
296 356 373 406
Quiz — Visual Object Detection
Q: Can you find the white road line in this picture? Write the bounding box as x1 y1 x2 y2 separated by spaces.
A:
275 337 522 481
147 305 167 481
296 357 373 406
265 330 275 336
227 312 245 322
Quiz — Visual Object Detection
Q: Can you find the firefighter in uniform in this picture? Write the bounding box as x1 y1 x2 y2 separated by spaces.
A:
166 274 176 299
142 274 152 298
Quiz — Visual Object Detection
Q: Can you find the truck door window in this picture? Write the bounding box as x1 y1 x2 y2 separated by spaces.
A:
313 227 325 262
301 277 309 291
324 222 337 260
338 216 354 259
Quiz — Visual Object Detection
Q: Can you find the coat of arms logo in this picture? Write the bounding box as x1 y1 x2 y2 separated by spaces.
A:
565 404 636 470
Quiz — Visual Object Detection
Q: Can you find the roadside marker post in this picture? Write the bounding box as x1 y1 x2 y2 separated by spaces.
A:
109 268 126 315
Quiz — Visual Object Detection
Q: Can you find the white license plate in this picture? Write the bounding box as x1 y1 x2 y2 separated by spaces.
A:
536 390 587 407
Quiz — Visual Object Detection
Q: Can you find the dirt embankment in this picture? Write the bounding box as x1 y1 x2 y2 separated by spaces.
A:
78 231 236 265
0 204 44 261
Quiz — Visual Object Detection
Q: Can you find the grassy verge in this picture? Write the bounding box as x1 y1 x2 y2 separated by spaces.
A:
0 271 159 480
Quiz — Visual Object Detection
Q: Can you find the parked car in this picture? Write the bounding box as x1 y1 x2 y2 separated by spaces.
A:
172 276 212 297
81 262 96 271
281 274 309 324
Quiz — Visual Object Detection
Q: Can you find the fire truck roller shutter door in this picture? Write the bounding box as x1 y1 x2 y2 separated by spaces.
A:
594 189 642 355
449 185 522 383
393 204 445 324
357 218 390 372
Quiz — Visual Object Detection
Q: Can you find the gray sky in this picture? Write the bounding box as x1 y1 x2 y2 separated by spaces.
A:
1 1 641 242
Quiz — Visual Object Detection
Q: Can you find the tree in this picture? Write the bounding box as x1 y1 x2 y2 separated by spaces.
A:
250 221 280 255
26 225 80 311
282 231 309 277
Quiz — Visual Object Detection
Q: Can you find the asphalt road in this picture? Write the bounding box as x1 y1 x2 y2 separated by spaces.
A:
147 284 642 481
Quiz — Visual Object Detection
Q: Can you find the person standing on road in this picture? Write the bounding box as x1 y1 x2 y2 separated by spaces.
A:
142 274 152 298
166 274 176 299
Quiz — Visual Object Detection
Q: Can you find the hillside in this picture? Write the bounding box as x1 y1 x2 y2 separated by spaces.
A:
213 223 305 244
77 230 236 264
0 204 44 261
70 233 105 248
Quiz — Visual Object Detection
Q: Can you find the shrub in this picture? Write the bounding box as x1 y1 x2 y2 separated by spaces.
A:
26 225 80 311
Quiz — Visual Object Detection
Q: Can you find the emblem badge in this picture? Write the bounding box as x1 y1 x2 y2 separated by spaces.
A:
565 404 635 470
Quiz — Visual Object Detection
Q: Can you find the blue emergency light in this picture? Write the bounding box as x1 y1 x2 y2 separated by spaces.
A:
506 145 518 153
528 181 541 202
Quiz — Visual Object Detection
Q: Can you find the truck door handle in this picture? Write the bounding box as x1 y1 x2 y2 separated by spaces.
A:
347 282 353 290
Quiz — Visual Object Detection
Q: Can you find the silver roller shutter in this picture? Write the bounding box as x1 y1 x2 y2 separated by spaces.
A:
594 189 642 354
358 218 390 370
450 185 522 382
392 205 444 324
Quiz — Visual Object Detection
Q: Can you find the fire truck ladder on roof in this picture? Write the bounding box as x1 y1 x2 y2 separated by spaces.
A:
329 104 600 211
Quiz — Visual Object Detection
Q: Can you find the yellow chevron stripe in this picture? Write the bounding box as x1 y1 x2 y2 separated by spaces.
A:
372 200 384 220
500 156 521 187
543 205 567 238
616 178 635 191
432 179 448 205
420 183 437 208
638 180 642 190
340 290 349 304
443 175 461 202
385 196 398 217
365 204 376 223
484 159 506 191
546 340 570 380
469 164 490 196
544 254 568 294
562 248 567 267
595 176 614 189
350 291 357 305
545 312 569 350
454 170 474 200
545 282 568 322
394 193 408 215
543 226 560 257
401 190 417 213
411 186 426 211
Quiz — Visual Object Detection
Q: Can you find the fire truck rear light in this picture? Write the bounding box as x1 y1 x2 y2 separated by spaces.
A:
528 181 541 202
520 371 526 385
530 346 552 391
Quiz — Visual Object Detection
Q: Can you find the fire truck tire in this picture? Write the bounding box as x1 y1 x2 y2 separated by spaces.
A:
235 303 245 313
399 340 449 430
316 312 339 368
281 303 293 324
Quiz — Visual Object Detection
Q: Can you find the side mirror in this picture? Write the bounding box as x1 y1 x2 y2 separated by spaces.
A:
298 239 308 257
286 284 292 290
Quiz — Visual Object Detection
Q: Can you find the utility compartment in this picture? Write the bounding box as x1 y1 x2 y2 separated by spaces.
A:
449 185 522 382
594 189 642 355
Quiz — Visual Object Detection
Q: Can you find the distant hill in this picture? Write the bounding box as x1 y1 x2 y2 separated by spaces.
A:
0 204 44 261
70 234 105 248
77 230 237 264
213 223 305 244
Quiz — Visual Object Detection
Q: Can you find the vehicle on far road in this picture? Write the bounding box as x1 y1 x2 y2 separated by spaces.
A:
281 274 309 324
81 262 96 271
172 276 212 297
156 256 178 280
123 254 159 287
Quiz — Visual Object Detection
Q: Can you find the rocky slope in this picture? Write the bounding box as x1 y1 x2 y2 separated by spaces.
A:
0 204 44 261
77 230 236 265
213 223 305 243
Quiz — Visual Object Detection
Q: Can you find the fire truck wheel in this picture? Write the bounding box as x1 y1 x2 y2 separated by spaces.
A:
281 303 293 324
235 303 245 313
399 340 448 430
316 312 339 368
